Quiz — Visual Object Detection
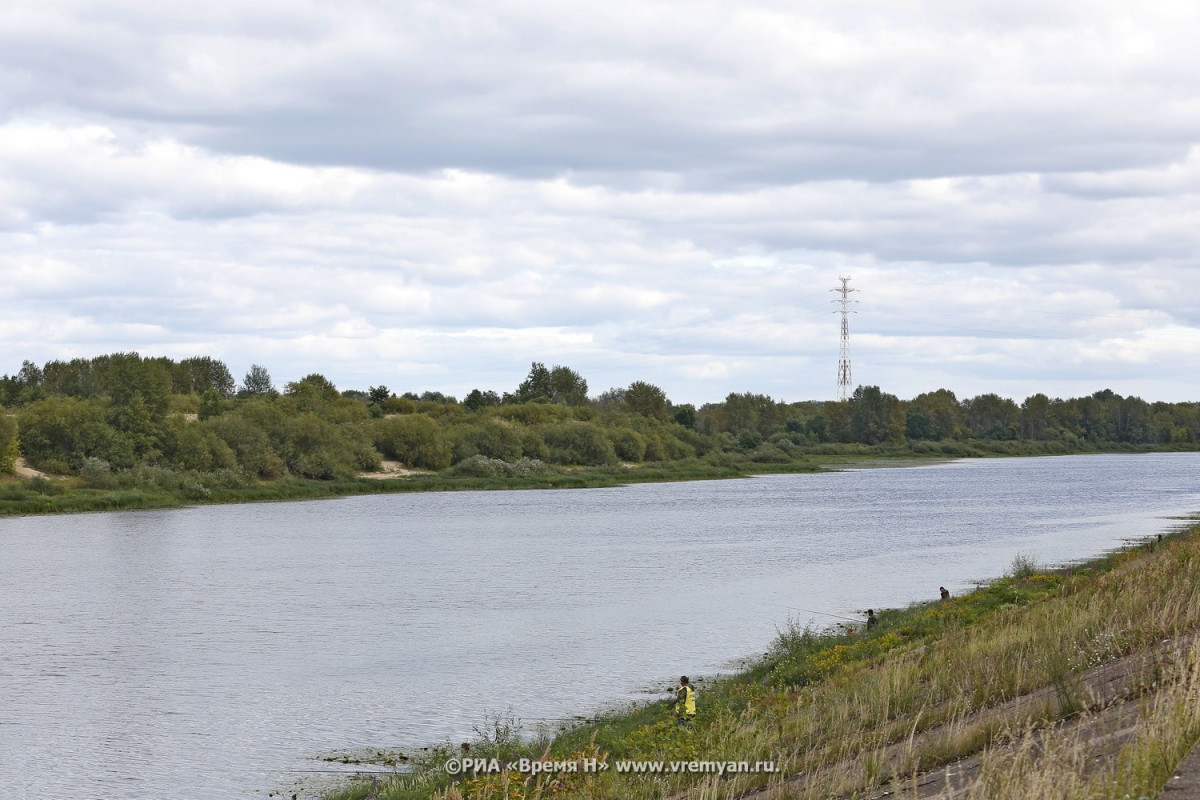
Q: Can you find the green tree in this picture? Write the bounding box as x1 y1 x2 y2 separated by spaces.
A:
514 362 553 403
849 386 904 444
548 365 588 405
40 358 100 398
1111 396 1151 444
513 363 588 405
1021 393 1054 440
18 397 131 471
284 373 339 413
175 356 236 396
105 353 171 418
963 393 1020 439
672 403 697 429
198 388 224 421
463 389 501 412
623 381 670 420
909 389 963 440
240 364 277 397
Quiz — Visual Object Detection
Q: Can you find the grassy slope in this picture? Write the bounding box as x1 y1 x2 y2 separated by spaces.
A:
5 440 1190 518
0 459 824 517
321 519 1200 800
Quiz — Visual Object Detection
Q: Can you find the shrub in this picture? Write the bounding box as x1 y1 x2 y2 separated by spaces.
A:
373 415 451 470
1007 551 1041 579
448 455 556 478
541 422 617 466
608 428 647 462
520 429 549 460
79 457 114 487
449 421 523 463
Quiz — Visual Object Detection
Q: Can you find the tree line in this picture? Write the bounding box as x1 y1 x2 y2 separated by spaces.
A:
1 353 1197 490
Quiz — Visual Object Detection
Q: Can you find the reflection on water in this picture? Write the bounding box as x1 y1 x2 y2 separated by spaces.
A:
1 453 1198 798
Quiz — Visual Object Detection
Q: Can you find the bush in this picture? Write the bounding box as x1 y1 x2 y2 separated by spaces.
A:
448 455 557 478
541 422 617 466
203 413 285 479
373 415 451 470
79 457 114 488
283 414 371 479
1007 551 1041 579
449 421 523 463
520 429 549 460
608 428 647 462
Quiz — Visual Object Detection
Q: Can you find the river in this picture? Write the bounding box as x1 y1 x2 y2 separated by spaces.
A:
1 452 1198 798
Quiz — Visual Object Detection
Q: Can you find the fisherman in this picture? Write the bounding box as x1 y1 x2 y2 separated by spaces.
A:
674 676 697 728
940 586 951 601
866 609 878 630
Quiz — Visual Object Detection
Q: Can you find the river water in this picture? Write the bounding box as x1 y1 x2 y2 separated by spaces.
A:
1 453 1198 799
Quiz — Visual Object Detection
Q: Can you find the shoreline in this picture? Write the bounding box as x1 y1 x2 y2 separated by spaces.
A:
317 514 1200 800
3 444 1194 519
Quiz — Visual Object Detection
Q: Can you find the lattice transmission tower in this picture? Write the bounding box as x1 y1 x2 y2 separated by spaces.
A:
832 276 858 401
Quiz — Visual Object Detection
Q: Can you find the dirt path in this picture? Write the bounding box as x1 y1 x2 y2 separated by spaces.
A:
357 460 431 480
13 457 64 480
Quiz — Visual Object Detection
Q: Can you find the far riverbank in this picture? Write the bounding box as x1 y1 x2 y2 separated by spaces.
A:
3 440 1194 518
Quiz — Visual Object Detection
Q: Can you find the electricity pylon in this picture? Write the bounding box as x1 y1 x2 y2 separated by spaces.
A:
831 276 858 401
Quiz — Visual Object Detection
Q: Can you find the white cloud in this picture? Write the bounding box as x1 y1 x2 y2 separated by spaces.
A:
1 2 1199 403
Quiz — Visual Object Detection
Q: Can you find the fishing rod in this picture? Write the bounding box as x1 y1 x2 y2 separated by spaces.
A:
763 602 864 623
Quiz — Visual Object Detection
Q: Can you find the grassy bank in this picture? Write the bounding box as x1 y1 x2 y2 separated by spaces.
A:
320 519 1200 800
0 458 826 517
4 441 1192 518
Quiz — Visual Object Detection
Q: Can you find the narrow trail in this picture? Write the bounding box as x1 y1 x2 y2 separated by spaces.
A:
13 457 63 479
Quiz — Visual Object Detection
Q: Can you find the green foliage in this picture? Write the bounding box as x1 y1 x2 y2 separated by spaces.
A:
513 362 589 405
284 373 340 412
520 428 550 460
203 409 286 479
164 421 238 472
449 420 523 463
104 352 171 417
198 388 224 421
174 356 235 397
282 414 375 479
0 415 18 474
448 455 556 478
623 380 670 420
608 427 647 461
964 392 1021 440
542 422 618 465
18 396 133 471
850 385 904 445
240 364 276 397
463 388 501 411
373 415 452 470
672 403 697 428
381 396 416 414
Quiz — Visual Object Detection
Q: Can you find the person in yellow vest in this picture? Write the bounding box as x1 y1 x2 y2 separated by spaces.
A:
675 676 696 727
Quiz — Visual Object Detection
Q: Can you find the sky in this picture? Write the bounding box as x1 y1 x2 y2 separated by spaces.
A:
2 1 1198 406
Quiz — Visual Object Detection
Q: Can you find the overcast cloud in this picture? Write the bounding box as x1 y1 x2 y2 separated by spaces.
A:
2 0 1198 404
